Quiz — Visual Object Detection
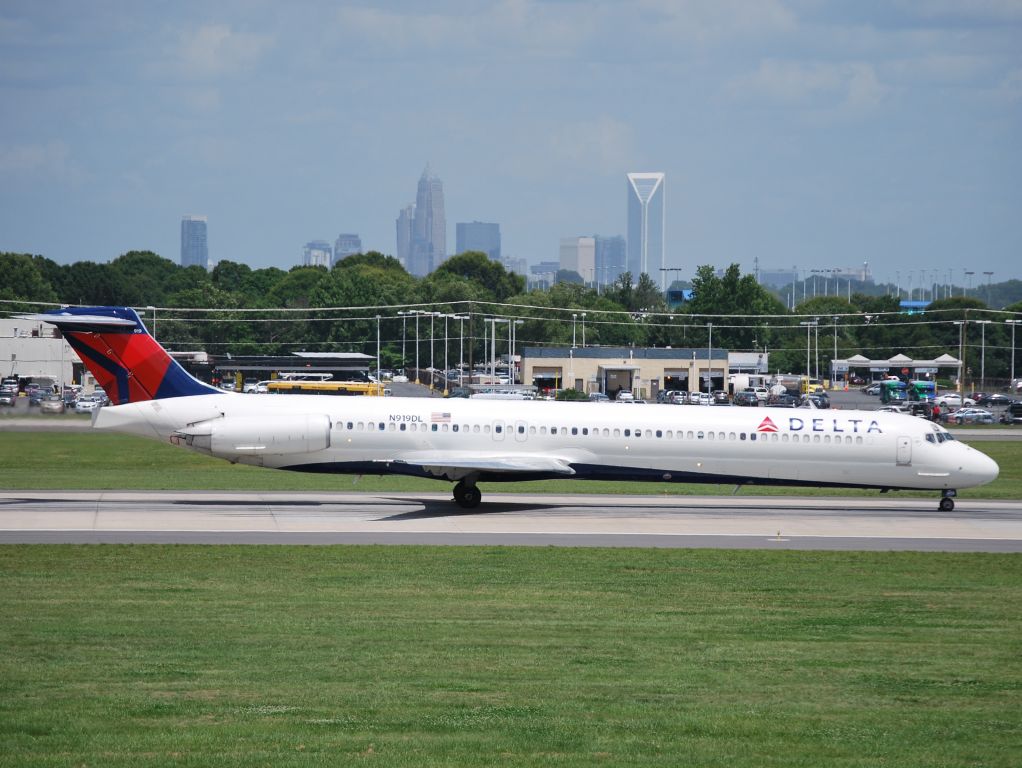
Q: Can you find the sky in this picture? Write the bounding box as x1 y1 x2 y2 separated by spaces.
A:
1 0 1020 288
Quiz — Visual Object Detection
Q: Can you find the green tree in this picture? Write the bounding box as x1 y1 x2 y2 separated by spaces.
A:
0 252 58 304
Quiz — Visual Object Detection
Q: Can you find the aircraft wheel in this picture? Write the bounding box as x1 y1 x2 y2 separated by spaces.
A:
453 482 481 509
939 497 954 512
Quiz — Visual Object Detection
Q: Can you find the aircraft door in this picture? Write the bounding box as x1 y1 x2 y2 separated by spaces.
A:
492 421 506 442
896 436 912 466
514 420 528 443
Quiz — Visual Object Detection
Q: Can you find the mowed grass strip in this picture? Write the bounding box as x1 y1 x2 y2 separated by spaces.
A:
1 431 1020 499
0 546 1020 767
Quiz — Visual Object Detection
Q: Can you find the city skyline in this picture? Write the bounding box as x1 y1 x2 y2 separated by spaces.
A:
1 3 1019 285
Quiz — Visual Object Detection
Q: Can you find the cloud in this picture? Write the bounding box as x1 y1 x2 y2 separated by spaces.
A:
727 59 890 113
0 141 85 185
175 23 274 77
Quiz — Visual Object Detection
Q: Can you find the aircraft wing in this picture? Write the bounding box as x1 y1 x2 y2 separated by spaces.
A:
379 451 577 481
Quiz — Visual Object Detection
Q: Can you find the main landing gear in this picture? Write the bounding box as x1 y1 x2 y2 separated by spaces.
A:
939 489 956 512
453 481 481 510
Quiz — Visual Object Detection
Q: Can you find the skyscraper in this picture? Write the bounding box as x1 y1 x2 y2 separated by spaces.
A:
333 234 362 265
559 236 596 283
626 172 665 286
180 215 208 269
401 166 446 277
456 221 501 261
594 235 626 287
302 241 332 268
395 205 414 269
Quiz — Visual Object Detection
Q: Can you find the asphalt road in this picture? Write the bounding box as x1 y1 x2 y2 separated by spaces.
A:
2 490 1019 552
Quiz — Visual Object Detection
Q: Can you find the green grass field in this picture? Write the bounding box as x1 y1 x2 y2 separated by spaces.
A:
0 430 1019 500
1 546 1020 767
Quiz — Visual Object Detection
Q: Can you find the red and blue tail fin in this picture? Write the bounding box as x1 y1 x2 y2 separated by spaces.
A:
18 306 221 405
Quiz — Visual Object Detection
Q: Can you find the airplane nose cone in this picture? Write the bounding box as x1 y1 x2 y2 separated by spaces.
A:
964 448 999 487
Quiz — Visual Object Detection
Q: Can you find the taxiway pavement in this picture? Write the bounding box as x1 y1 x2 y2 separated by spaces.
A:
1 491 1019 551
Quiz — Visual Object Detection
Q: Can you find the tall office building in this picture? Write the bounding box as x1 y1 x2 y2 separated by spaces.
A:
594 235 626 287
626 172 665 286
456 221 501 261
398 165 446 277
302 240 332 268
559 236 596 283
395 205 414 268
333 234 362 265
180 215 208 269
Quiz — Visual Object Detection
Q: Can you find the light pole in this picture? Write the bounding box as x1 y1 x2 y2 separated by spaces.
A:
414 311 421 384
706 322 713 393
1006 319 1021 390
375 315 381 396
977 319 992 391
443 313 450 396
397 310 413 374
429 312 439 391
799 320 817 382
146 305 157 341
953 320 966 393
814 318 820 381
983 271 994 304
572 313 577 349
833 315 839 387
965 270 975 297
581 312 586 348
511 319 523 384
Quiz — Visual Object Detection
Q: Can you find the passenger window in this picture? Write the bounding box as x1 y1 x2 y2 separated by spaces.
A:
656 430 662 438
823 435 830 444
708 432 715 441
530 426 536 435
697 431 704 439
729 432 736 440
813 435 820 443
484 425 490 433
379 423 385 431
740 433 746 441
750 433 757 441
582 428 588 435
473 425 480 433
602 428 610 437
781 434 788 442
624 429 630 437
646 430 653 438
613 429 620 437
452 424 459 432
495 425 502 434
518 425 525 434
388 423 396 431
687 431 694 439
540 427 547 435
347 422 354 430
571 427 578 436
442 424 449 432
432 424 438 432
666 430 673 438
400 423 406 431
856 436 863 444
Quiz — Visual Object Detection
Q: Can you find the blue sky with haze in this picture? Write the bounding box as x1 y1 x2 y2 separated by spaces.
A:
1 1 1019 287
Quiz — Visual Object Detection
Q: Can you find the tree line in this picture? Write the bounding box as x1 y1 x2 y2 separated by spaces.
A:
2 250 1020 383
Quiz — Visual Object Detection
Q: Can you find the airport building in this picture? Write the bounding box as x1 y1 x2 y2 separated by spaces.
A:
522 346 735 400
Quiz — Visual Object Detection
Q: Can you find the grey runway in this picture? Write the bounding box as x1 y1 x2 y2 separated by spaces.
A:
1 491 1020 551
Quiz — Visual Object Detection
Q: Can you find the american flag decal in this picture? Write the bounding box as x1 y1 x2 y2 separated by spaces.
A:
431 412 451 423
757 416 778 433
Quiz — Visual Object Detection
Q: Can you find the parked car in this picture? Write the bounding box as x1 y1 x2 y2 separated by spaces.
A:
877 405 910 414
767 393 800 408
0 390 16 407
1000 403 1022 425
712 390 730 405
799 394 830 409
74 396 102 414
952 407 995 425
733 391 759 407
749 387 769 402
863 383 881 396
935 393 975 408
975 393 1013 408
39 394 65 414
588 392 610 402
694 392 714 406
615 391 634 401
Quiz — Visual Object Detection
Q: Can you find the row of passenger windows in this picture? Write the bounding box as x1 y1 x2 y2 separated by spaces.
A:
337 420 867 445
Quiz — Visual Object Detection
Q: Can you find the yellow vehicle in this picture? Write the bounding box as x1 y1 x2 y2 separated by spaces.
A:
266 380 388 396
801 377 824 394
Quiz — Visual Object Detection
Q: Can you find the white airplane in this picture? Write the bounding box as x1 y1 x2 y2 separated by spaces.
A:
22 307 999 511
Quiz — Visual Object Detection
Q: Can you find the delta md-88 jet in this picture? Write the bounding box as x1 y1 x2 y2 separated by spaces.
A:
22 306 999 511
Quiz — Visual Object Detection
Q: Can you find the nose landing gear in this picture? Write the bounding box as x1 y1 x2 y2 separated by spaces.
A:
453 480 481 509
939 489 956 512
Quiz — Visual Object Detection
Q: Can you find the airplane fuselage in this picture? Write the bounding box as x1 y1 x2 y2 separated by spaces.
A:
95 394 999 492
